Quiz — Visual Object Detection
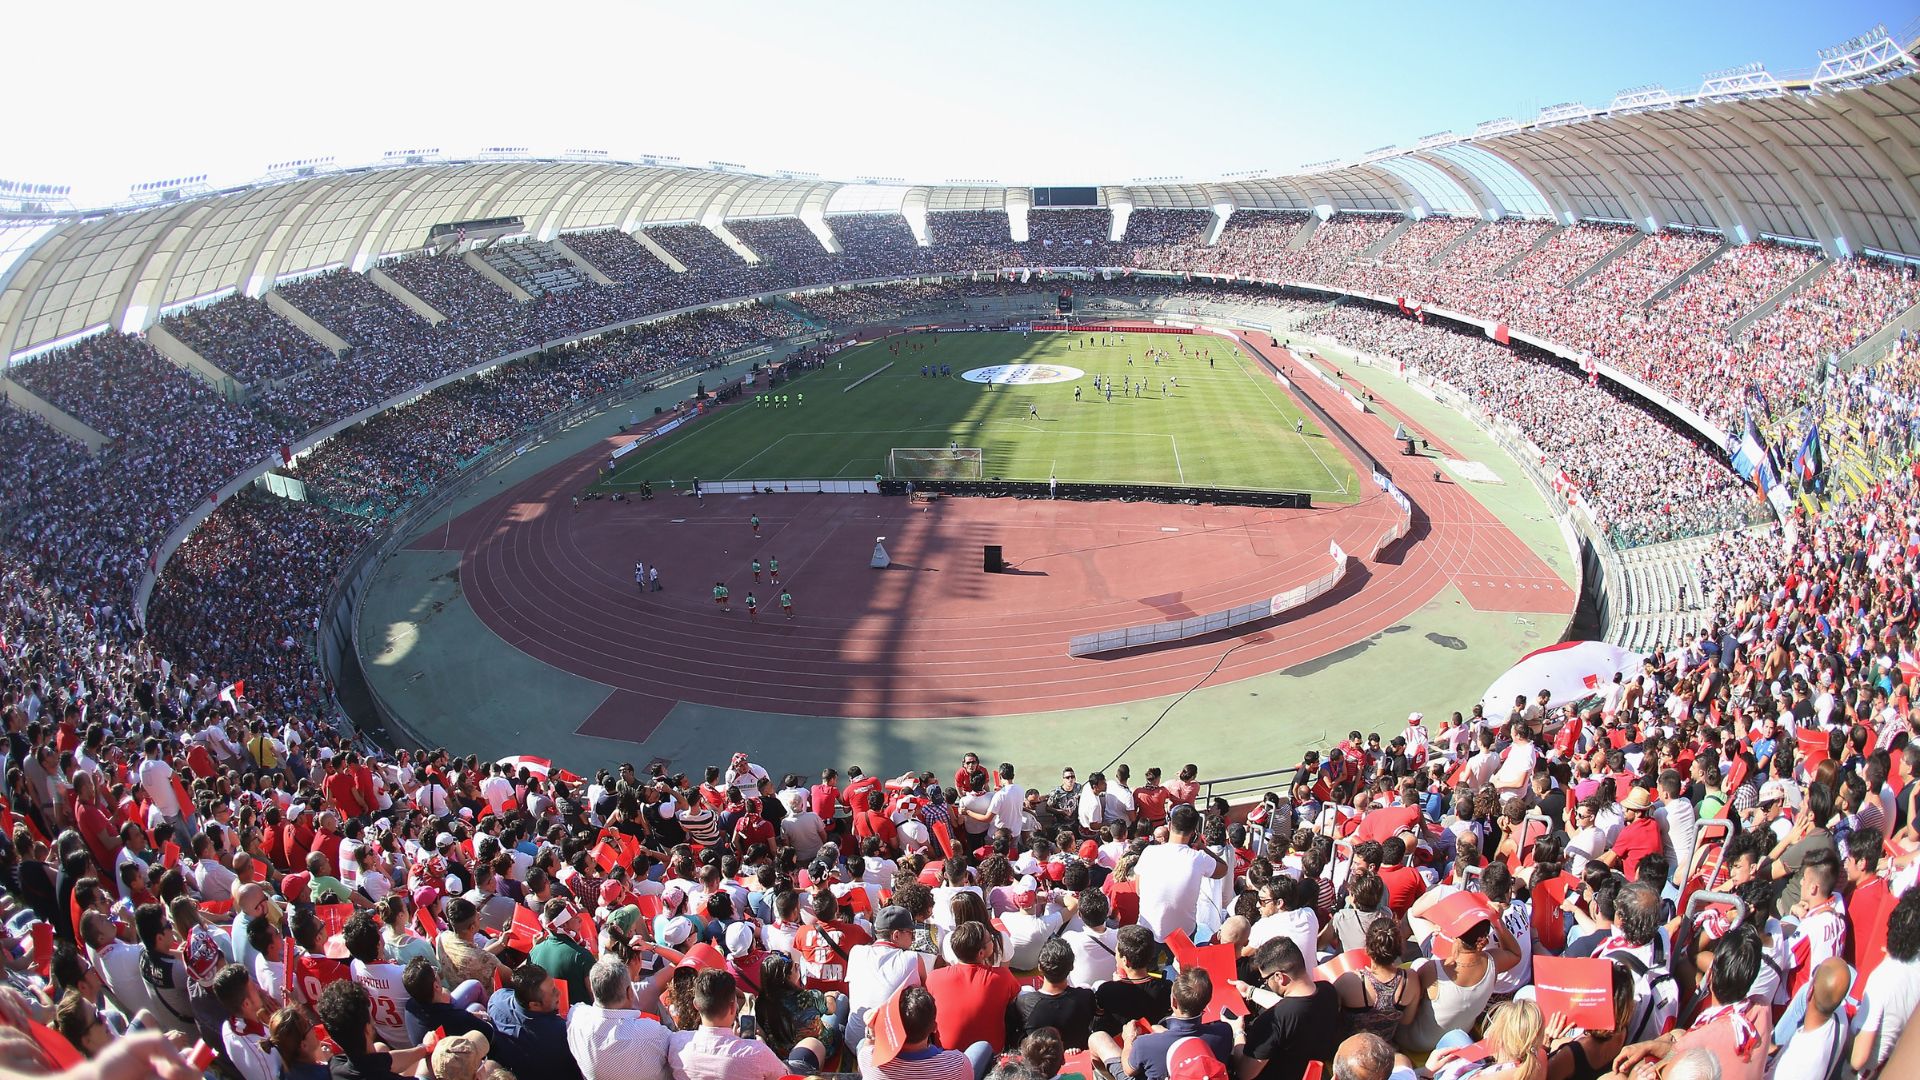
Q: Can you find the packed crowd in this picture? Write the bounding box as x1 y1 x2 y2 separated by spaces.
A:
1296 306 1754 547
1024 211 1118 261
7 219 1920 1080
1120 210 1216 271
1362 217 1475 274
7 412 1920 1080
163 296 336 387
825 215 938 279
925 212 1021 273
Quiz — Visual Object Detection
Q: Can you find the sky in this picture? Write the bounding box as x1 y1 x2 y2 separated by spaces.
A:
2 0 1913 208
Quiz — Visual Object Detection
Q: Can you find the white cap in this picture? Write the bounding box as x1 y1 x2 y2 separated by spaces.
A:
1407 712 1424 723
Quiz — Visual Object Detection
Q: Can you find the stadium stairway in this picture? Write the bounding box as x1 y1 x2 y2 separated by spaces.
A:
1606 533 1720 652
1565 231 1643 289
1427 220 1486 266
769 295 824 329
1642 239 1730 309
1728 257 1831 342
1490 225 1562 279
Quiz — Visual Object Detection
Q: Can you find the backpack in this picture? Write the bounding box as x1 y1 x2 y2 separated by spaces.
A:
1602 941 1680 1043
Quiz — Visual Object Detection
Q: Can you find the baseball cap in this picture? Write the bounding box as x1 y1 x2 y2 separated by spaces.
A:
1077 839 1100 861
873 906 914 933
280 872 311 903
1166 1037 1228 1080
723 922 758 957
411 887 441 911
659 917 694 947
1758 779 1788 805
1011 878 1038 907
1407 711 1424 723
435 832 456 849
431 1032 491 1080
677 942 728 971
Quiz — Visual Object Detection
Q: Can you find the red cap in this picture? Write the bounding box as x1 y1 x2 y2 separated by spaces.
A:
280 872 311 903
1165 1037 1228 1080
1044 862 1067 882
1078 840 1100 860
677 942 728 972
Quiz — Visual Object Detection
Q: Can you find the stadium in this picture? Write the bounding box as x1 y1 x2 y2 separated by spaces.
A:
6 7 1920 1079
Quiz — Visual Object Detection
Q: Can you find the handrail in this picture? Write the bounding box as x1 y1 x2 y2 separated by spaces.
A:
1200 766 1303 808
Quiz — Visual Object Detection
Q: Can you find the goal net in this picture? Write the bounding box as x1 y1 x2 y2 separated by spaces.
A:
888 447 985 480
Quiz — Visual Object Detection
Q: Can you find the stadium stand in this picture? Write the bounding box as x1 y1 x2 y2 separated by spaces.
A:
479 241 590 297
161 295 334 386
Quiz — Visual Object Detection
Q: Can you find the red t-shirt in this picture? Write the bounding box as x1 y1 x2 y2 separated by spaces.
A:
322 772 361 818
1848 876 1893 982
1103 877 1140 927
925 962 1020 1052
1352 806 1422 845
810 783 840 821
289 951 350 1009
1611 817 1662 879
352 765 378 816
793 919 872 994
843 777 882 813
1133 785 1170 823
1376 865 1428 915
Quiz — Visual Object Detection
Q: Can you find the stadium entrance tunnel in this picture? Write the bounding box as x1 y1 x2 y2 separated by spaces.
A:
876 478 1313 509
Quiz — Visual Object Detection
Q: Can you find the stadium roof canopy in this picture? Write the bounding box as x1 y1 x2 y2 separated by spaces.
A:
3 29 1919 359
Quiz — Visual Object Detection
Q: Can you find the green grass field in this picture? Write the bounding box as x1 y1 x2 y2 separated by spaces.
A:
598 331 1359 498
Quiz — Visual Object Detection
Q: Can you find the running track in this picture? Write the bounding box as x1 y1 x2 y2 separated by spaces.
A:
415 326 1574 742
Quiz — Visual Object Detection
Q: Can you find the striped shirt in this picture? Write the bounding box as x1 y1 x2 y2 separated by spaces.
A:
666 1026 785 1080
857 1041 974 1080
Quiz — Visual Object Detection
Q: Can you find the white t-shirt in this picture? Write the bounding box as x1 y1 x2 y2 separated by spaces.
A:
845 942 928 1021
351 958 413 1047
1061 926 1119 988
1247 909 1319 974
930 886 981 929
251 950 286 1007
1856 955 1920 1069
1773 1013 1846 1080
136 758 181 815
989 784 1026 835
1134 842 1217 940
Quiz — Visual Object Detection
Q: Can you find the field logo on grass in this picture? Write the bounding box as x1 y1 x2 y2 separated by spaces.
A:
961 364 1084 385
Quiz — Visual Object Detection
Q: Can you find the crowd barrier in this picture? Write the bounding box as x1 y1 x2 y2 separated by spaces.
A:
876 477 1312 509
1068 540 1350 657
1370 470 1415 558
696 479 879 495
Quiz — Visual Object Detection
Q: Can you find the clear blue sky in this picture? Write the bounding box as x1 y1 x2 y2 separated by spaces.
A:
2 0 1911 206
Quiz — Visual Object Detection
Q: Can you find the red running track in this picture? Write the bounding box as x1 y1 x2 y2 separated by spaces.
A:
417 327 1575 742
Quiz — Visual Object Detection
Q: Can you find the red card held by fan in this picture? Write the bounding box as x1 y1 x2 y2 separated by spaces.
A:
1187 942 1248 1021
1535 956 1616 1031
507 905 542 953
27 1021 83 1070
30 922 52 979
1315 949 1370 983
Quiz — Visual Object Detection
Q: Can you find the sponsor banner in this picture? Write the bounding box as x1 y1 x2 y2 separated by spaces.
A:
961 364 1086 386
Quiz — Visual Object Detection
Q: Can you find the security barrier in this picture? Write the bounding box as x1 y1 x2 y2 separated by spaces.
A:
1067 541 1350 657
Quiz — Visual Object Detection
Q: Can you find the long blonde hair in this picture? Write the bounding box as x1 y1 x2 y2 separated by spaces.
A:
1486 999 1544 1063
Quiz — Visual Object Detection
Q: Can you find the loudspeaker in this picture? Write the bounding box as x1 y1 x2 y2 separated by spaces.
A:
984 545 1004 573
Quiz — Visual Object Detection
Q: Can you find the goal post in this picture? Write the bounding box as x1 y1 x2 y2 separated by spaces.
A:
888 447 985 480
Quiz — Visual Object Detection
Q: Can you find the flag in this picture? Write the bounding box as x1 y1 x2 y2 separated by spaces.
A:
1729 413 1768 484
1794 426 1824 484
1489 322 1510 345
1396 297 1409 315
218 681 245 707
1581 354 1598 387
280 445 292 465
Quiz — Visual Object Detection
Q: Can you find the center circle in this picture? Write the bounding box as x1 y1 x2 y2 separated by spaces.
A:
960 363 1085 385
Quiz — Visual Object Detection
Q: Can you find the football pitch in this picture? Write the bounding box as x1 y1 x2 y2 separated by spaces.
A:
598 331 1359 499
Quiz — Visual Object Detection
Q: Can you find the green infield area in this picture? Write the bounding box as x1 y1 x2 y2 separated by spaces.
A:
597 330 1359 498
